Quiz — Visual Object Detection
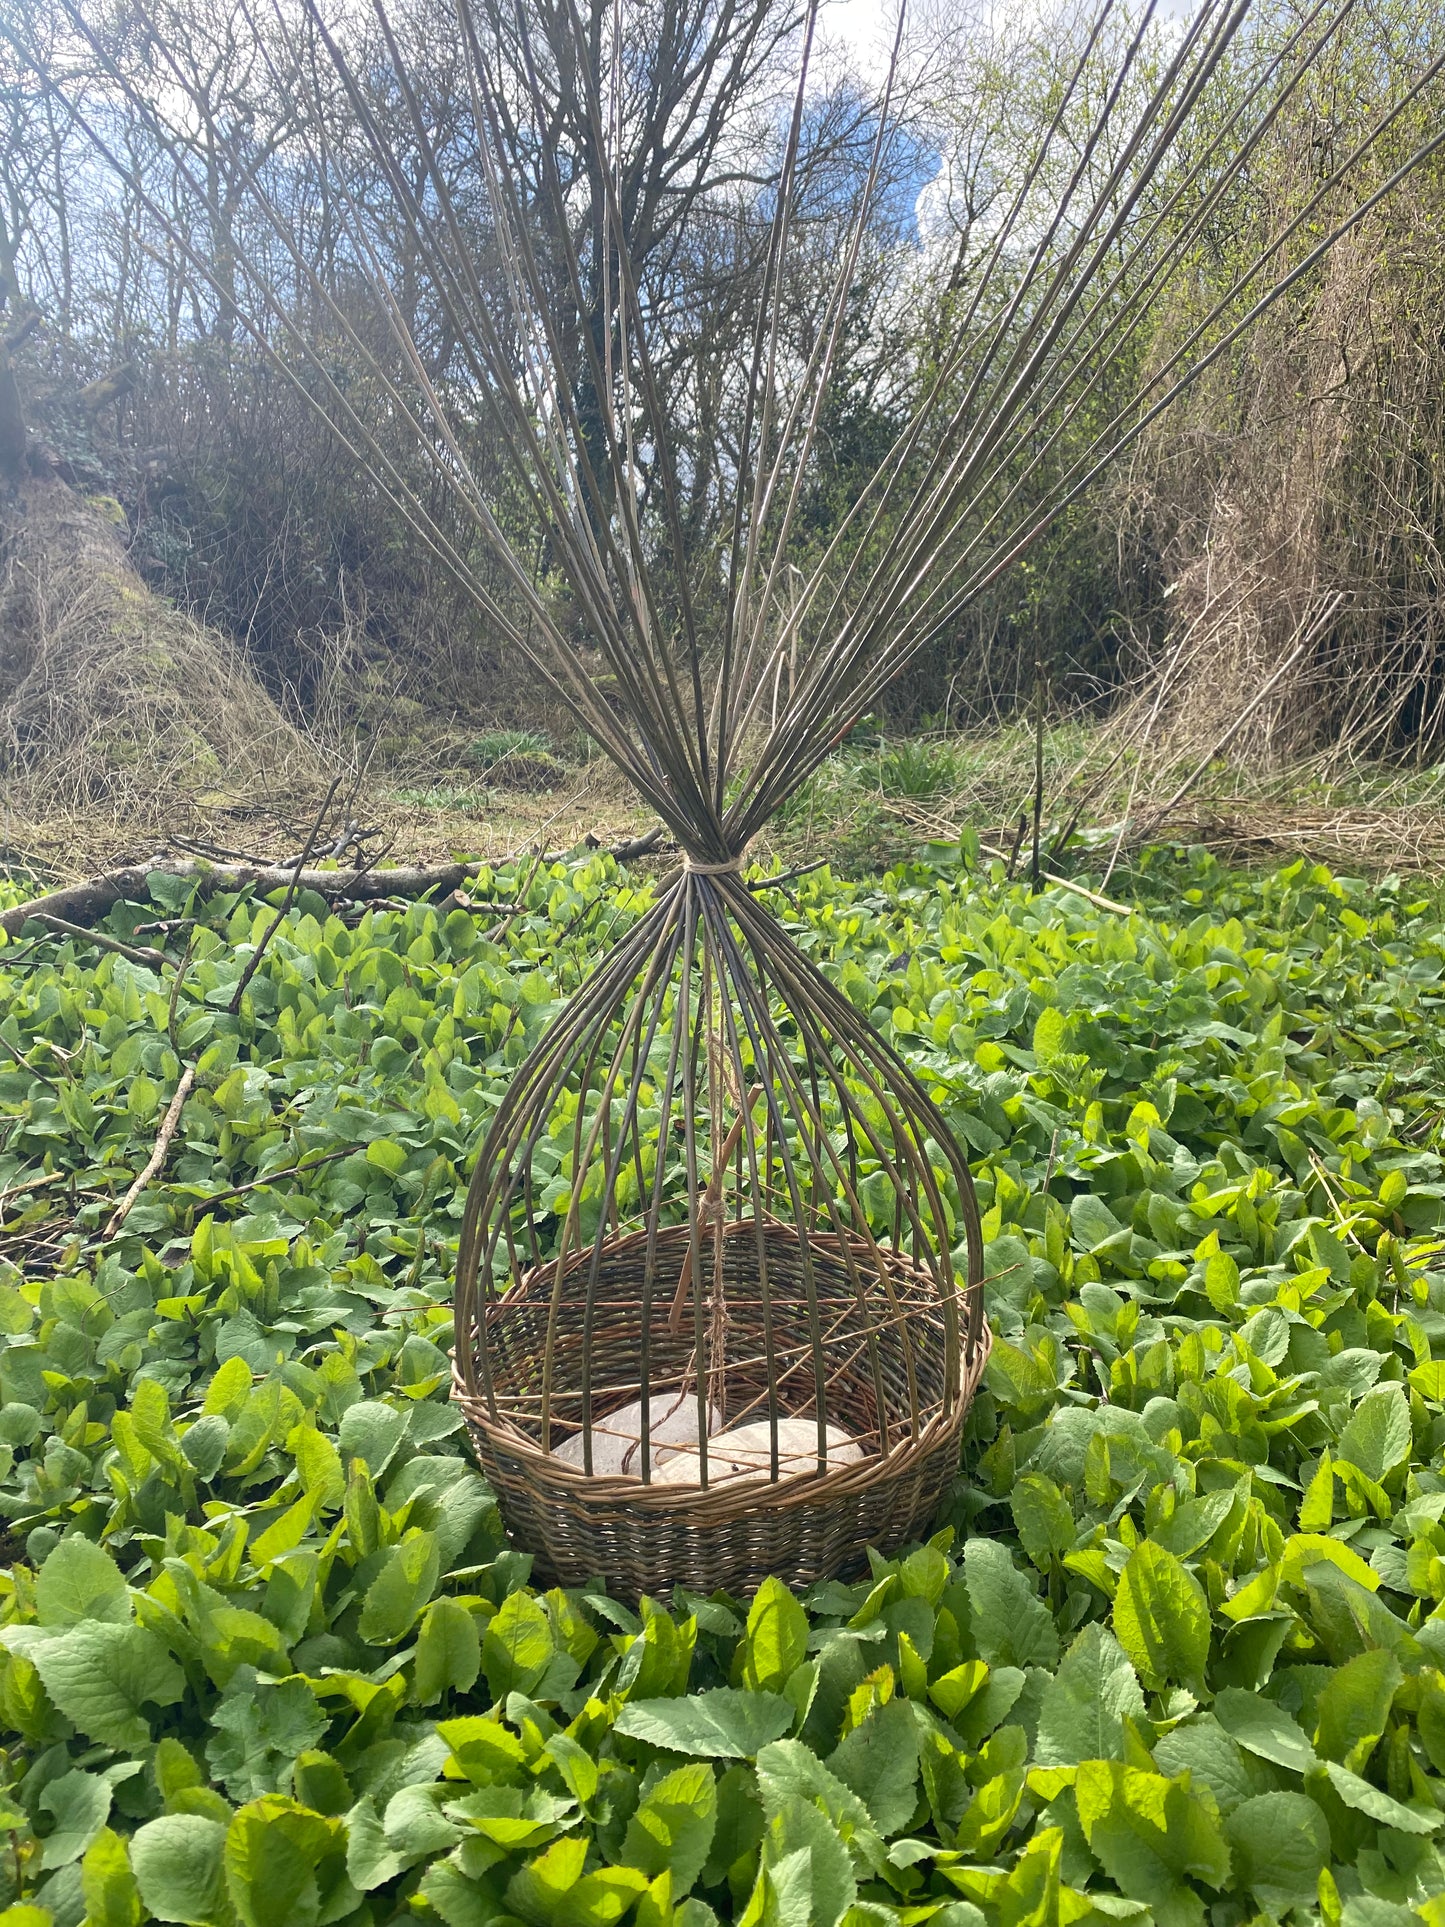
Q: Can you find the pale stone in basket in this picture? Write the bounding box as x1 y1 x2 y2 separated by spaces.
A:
550 1395 721 1476
650 1417 864 1486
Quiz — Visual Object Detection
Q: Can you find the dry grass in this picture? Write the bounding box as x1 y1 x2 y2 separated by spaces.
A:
0 478 331 874
764 717 1445 879
0 479 651 881
1125 146 1445 768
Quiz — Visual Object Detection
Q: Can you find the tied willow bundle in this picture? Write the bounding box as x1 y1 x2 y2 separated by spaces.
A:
57 0 1445 1592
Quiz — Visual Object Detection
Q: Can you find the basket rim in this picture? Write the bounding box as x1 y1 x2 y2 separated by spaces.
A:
487 1214 962 1309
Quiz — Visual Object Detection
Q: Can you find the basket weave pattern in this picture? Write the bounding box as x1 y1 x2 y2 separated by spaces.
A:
456 1222 990 1594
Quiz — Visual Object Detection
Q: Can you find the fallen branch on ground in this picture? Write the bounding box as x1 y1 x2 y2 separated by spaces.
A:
0 827 668 938
975 843 1133 916
187 1144 362 1210
29 912 169 969
0 1170 68 1220
103 1065 197 1240
229 777 341 1015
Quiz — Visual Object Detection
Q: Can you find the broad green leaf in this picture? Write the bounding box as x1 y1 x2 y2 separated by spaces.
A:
1071 1194 1125 1252
1312 1648 1401 1771
130 1816 229 1925
755 1739 879 1860
39 1768 111 1869
1010 1474 1076 1570
292 1752 352 1818
953 1765 1027 1858
1035 1623 1144 1767
700 1764 766 1890
615 1688 795 1759
421 1859 505 1927
621 1761 717 1893
1113 1541 1210 1693
31 1621 184 1750
962 1538 1060 1669
761 1794 857 1927
337 1398 408 1476
289 1423 345 1507
357 1527 440 1645
827 1699 920 1837
81 1825 143 1927
249 1493 316 1567
1317 1761 1442 1833
1033 1005 1068 1063
344 1795 405 1893
205 1676 328 1804
927 1658 988 1722
181 1414 228 1480
1225 1793 1329 1907
1299 1452 1334 1530
365 1138 409 1176
738 1577 809 1695
223 1796 347 1927
1075 1761 1231 1927
1152 1716 1263 1816
413 1597 482 1704
506 1834 648 1926
1335 1385 1410 1484
481 1590 555 1700
1152 1490 1236 1560
1301 1560 1417 1666
202 1356 252 1420
1417 1668 1445 1775
619 1603 696 1700
1278 1534 1380 1592
899 1545 949 1605
1213 1688 1318 1774
35 1537 130 1628
437 1714 529 1786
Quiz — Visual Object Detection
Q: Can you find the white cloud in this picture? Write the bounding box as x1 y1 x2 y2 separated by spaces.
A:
820 0 904 80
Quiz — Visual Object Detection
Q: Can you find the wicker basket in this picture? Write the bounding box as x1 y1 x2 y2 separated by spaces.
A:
452 868 988 1601
455 1216 989 1598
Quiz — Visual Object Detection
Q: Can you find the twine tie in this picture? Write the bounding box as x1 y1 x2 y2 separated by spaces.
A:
682 848 749 874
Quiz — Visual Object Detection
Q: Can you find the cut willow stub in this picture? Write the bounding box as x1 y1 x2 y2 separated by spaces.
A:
452 861 988 1597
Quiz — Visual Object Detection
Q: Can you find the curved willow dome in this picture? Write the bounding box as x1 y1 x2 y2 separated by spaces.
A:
72 0 1445 1589
452 865 987 1591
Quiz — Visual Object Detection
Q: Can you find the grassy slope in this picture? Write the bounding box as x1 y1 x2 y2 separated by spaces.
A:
0 845 1444 1923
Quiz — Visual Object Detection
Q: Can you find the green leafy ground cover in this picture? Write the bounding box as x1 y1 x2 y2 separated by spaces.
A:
3 846 1445 1927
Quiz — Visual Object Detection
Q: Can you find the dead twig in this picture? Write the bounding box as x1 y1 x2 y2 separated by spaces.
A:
28 913 168 970
976 842 1132 915
102 1065 197 1241
749 859 828 892
228 778 342 1015
1004 812 1028 881
185 1143 361 1209
1031 656 1047 892
168 934 198 1055
0 1170 67 1219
